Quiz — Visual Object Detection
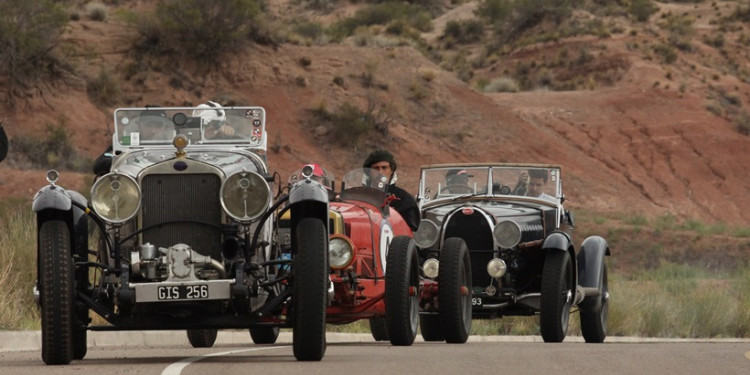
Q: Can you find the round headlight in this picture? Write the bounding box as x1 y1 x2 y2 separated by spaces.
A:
220 171 270 222
423 258 439 279
493 220 521 248
329 235 355 270
414 219 439 248
487 258 507 278
91 173 141 224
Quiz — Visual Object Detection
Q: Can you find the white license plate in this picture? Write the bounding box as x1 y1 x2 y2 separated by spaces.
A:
157 284 209 300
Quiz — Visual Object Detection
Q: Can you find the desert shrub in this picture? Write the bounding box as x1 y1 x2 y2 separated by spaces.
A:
479 0 574 43
86 2 108 21
310 99 392 146
332 2 433 38
0 199 39 329
629 0 658 22
293 20 326 43
653 43 678 64
483 77 520 93
442 19 484 44
11 121 92 172
735 111 750 135
135 0 262 63
86 69 120 105
0 0 71 101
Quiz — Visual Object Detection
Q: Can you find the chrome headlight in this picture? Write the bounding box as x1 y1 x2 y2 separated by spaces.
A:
423 258 439 279
329 234 355 270
414 219 439 248
493 220 521 248
220 171 270 223
487 258 507 278
91 173 141 224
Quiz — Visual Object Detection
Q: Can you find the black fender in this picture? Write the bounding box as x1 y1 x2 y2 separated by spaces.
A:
577 235 610 295
541 230 578 288
33 185 90 284
287 180 330 252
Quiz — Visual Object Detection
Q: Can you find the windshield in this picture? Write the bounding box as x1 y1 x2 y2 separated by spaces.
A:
419 165 562 204
341 168 389 194
113 106 266 151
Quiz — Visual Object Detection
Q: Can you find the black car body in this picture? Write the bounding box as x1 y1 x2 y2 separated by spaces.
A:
415 163 610 343
32 106 328 364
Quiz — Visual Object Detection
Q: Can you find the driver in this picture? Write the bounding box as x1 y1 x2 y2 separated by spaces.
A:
442 169 472 194
362 149 419 232
194 101 236 139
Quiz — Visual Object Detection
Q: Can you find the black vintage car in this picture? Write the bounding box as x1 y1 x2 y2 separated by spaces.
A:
414 163 610 343
32 106 329 364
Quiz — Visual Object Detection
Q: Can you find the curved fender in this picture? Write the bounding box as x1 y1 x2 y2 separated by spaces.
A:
288 180 330 239
542 230 577 288
577 235 610 290
541 230 571 252
289 179 329 205
32 185 73 213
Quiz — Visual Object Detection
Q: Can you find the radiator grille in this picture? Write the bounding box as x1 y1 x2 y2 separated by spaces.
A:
444 212 493 288
141 173 223 259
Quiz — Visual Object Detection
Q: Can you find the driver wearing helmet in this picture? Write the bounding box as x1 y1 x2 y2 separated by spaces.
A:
194 101 235 139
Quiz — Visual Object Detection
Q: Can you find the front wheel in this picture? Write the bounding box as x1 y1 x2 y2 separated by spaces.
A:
292 218 328 361
419 315 444 342
580 264 608 343
249 326 280 344
385 236 419 346
540 250 573 343
39 220 75 365
369 317 389 341
187 329 218 348
438 237 472 344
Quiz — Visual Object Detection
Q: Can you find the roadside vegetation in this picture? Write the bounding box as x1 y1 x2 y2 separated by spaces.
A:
3 197 750 337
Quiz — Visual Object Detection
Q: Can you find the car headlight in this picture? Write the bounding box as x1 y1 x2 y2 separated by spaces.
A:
487 258 507 278
414 219 439 248
422 258 439 279
91 173 141 224
329 234 355 270
220 171 270 222
493 220 521 248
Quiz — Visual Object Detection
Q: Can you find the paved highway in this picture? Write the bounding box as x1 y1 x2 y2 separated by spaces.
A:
1 332 748 375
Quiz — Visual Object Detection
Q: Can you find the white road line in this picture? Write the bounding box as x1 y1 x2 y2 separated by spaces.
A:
161 345 291 375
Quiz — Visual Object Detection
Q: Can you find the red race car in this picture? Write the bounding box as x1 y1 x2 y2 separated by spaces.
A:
280 165 420 345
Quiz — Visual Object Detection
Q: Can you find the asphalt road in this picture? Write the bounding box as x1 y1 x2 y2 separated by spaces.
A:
2 332 749 375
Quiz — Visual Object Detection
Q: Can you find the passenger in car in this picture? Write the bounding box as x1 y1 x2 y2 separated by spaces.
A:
93 108 170 177
525 169 557 202
362 149 420 232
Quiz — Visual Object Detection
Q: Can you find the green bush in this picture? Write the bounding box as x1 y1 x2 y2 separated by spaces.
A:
333 2 433 38
629 0 659 22
0 0 71 100
135 0 262 63
12 121 92 172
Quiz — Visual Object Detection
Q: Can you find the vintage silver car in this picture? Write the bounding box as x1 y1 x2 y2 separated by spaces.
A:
415 163 610 343
32 105 328 364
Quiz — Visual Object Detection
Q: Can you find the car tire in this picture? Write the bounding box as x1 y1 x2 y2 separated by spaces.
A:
580 264 608 343
292 218 328 361
438 237 472 344
72 321 87 360
187 329 218 347
369 317 389 341
39 220 75 365
419 315 444 342
385 235 419 346
249 326 280 344
540 250 573 343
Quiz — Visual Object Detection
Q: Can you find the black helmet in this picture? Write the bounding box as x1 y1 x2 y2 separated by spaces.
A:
363 149 397 171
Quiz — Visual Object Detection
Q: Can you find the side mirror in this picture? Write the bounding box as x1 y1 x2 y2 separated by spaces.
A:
0 124 7 163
